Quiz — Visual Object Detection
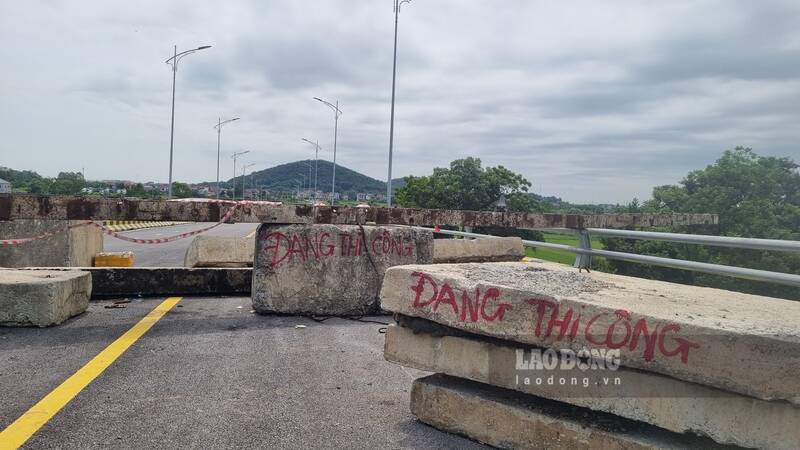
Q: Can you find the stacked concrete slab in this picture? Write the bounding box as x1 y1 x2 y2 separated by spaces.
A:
381 261 800 449
252 224 433 315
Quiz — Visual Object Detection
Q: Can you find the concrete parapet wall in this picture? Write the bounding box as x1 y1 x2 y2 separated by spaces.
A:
434 237 524 263
0 195 718 228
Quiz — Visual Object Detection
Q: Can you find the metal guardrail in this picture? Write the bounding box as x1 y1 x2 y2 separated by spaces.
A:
429 228 800 288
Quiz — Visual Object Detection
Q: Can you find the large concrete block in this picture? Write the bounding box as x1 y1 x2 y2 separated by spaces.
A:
253 224 432 315
434 237 524 263
0 270 91 326
411 374 732 450
2 267 251 298
0 220 102 267
386 324 800 450
380 261 800 405
184 236 255 267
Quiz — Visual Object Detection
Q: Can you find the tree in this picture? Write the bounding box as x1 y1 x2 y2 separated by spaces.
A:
395 157 534 211
127 183 148 198
50 172 85 195
603 147 800 300
170 182 194 198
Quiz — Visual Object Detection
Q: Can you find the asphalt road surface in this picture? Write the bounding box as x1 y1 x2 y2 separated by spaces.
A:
0 296 488 449
103 223 258 267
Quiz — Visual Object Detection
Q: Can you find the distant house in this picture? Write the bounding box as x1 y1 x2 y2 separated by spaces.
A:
0 178 11 194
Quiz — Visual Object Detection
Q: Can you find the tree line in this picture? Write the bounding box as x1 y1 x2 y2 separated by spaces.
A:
395 148 800 300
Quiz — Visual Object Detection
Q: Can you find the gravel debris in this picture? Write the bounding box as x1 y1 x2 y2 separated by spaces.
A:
460 263 614 297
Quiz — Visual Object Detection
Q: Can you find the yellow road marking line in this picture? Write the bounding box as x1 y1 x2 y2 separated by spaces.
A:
0 297 182 450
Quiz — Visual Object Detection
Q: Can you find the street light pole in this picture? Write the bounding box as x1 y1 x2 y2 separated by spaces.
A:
231 150 250 200
302 138 322 203
242 163 256 199
387 1 411 207
313 97 342 205
214 117 240 199
165 44 211 199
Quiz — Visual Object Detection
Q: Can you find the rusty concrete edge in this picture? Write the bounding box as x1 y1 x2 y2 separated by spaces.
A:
0 267 252 299
0 194 718 229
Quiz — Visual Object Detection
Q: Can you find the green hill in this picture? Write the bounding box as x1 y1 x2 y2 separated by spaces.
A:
226 160 386 195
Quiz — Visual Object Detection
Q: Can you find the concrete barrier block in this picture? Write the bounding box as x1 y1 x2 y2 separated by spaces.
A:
0 270 91 326
5 267 252 298
434 237 524 263
411 374 732 450
184 236 254 268
380 261 800 405
0 220 102 267
252 224 433 315
386 324 800 450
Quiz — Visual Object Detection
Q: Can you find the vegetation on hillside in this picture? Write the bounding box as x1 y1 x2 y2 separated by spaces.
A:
0 167 85 195
225 160 386 197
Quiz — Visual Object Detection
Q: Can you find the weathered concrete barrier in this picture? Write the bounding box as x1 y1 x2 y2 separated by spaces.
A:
89 267 251 298
433 237 524 263
184 236 254 267
386 323 800 450
380 261 800 405
0 220 102 267
5 267 252 298
252 224 433 315
411 374 731 450
0 194 719 228
0 270 90 326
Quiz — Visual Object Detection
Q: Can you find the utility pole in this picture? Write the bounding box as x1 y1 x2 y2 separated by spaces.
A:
214 117 240 199
231 150 250 200
387 1 411 207
313 97 342 205
165 44 211 199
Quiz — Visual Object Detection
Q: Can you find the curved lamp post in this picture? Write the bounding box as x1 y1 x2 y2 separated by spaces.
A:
231 150 250 200
301 138 322 202
214 117 240 199
313 97 342 205
165 44 211 199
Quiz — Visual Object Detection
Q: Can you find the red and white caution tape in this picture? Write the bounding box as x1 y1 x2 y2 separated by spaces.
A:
91 203 240 244
0 201 255 246
0 221 95 246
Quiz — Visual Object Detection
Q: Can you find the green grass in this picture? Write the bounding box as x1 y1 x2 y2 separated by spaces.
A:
525 232 605 266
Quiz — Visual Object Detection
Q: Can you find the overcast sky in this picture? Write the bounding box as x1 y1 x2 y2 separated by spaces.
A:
1 1 799 203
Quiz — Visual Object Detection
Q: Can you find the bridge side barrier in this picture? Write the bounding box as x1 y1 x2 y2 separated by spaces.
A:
428 227 800 288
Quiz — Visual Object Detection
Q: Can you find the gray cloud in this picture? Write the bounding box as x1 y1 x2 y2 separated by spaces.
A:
0 0 798 203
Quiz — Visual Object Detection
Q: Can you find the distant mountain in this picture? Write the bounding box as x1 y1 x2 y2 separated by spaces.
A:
224 160 387 195
390 177 406 192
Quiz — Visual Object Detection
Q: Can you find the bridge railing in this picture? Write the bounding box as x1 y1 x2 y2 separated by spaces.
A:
429 227 800 288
